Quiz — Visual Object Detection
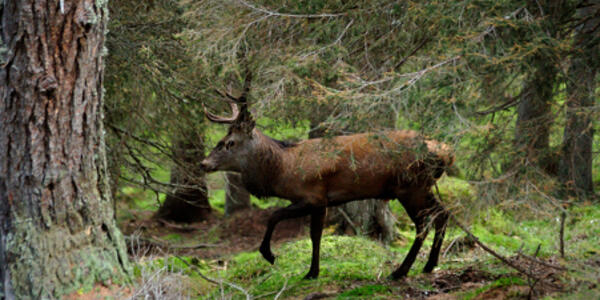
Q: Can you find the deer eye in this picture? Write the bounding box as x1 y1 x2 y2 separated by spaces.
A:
225 141 235 150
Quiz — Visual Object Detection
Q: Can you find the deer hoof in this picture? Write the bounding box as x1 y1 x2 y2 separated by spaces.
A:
303 271 319 280
388 271 407 281
422 264 435 273
259 247 276 265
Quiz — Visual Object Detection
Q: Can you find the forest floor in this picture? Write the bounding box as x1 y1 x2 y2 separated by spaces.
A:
109 202 599 299
94 175 600 299
120 207 309 260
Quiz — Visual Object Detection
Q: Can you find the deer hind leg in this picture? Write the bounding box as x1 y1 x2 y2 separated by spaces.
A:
305 207 326 279
390 209 429 279
423 201 448 273
259 201 312 264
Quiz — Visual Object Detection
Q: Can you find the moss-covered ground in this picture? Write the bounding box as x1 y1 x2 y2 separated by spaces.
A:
114 173 600 299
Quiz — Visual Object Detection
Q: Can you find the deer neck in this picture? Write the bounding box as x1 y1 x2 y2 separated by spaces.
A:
238 131 286 198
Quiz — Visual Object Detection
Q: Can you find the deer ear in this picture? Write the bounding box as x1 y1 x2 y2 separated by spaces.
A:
236 105 255 134
240 120 255 135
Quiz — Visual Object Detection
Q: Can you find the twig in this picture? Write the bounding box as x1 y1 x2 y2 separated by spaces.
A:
157 218 199 231
236 0 347 18
175 256 252 300
474 94 521 115
337 207 362 235
517 252 568 271
442 236 461 257
300 19 354 59
559 209 566 258
394 38 430 70
254 291 279 299
170 243 221 250
526 243 543 300
274 278 289 300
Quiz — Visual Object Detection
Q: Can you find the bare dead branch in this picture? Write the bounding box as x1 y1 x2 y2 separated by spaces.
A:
559 210 566 258
394 38 431 70
336 207 362 235
475 95 521 115
175 256 252 300
273 278 289 300
517 251 568 271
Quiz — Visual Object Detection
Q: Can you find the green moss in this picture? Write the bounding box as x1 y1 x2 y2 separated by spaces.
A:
201 235 393 298
338 284 391 298
4 210 132 298
138 256 210 278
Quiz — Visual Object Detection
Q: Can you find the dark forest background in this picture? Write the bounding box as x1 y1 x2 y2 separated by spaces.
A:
1 0 598 298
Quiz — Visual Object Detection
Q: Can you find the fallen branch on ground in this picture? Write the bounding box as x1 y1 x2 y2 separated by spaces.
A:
433 184 566 282
125 235 220 250
175 256 251 300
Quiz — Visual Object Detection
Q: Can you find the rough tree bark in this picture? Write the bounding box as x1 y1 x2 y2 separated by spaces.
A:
558 2 599 200
155 139 211 222
0 0 131 298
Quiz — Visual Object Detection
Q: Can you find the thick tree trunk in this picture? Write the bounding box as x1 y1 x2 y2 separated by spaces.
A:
308 121 396 243
558 3 599 200
0 0 131 298
513 0 568 174
155 140 210 222
514 58 556 170
224 172 250 216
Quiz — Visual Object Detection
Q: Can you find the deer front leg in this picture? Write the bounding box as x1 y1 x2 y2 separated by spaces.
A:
259 201 312 264
304 207 326 279
423 209 448 273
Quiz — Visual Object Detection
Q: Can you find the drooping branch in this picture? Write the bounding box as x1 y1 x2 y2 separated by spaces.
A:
236 0 348 18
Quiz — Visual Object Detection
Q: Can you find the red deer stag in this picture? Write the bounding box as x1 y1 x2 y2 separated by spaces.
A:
201 77 454 279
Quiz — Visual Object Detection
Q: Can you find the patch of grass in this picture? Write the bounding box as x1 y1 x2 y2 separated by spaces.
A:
251 196 289 209
337 284 391 298
208 189 225 214
201 235 393 298
438 176 475 202
161 233 183 243
460 276 526 300
119 186 164 211
133 255 211 280
208 188 289 214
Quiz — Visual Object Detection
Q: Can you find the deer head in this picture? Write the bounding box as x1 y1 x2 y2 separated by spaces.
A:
201 72 256 173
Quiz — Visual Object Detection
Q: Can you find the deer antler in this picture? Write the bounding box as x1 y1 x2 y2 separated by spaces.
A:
205 58 254 126
203 100 240 124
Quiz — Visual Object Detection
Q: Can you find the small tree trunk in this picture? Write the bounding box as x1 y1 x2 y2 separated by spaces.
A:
558 5 598 200
225 172 250 216
155 140 210 222
0 0 131 298
329 200 396 243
